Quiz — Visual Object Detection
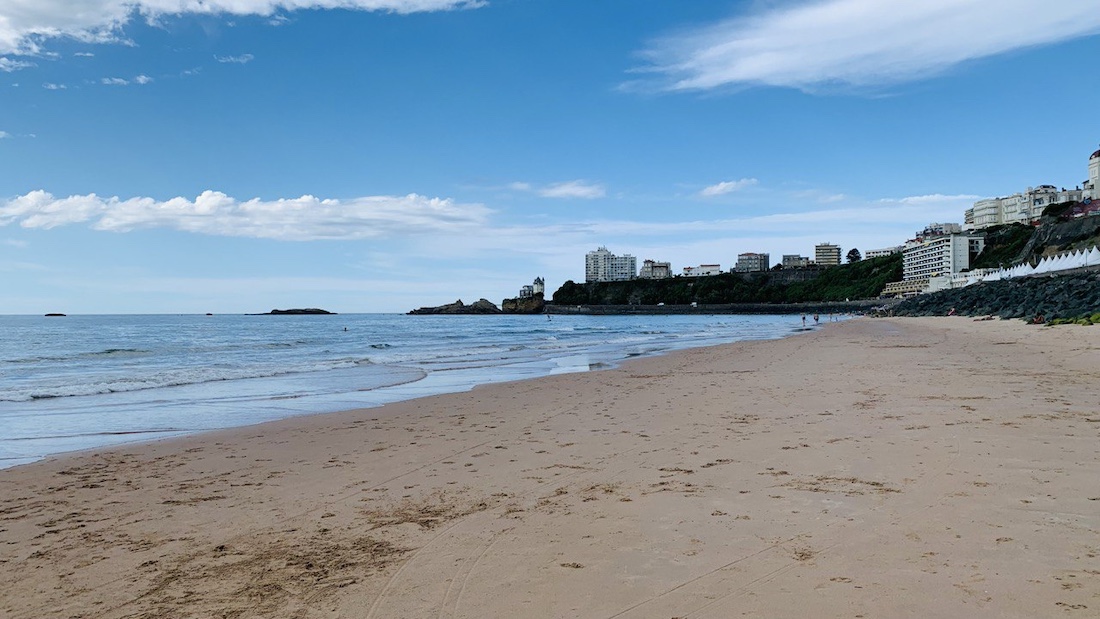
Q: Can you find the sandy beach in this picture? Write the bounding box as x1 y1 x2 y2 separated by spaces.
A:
2 317 1099 618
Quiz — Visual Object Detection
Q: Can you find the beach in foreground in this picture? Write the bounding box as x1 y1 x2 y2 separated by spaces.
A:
2 317 1098 618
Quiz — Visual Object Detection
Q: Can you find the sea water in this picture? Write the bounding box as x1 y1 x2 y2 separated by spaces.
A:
0 313 821 468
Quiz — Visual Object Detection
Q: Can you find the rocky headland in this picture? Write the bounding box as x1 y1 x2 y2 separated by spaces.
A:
501 292 545 314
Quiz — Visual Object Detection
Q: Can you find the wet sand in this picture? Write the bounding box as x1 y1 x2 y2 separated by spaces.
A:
1 317 1098 618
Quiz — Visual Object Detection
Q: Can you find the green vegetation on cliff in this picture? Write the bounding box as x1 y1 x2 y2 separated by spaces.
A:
969 223 1034 270
552 254 901 306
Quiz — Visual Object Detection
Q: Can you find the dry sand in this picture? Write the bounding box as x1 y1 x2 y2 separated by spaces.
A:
2 317 1099 618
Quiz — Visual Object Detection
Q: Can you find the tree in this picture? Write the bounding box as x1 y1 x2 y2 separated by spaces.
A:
846 248 862 263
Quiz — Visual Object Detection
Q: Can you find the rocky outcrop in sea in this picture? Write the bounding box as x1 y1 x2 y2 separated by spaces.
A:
890 272 1100 321
407 299 503 315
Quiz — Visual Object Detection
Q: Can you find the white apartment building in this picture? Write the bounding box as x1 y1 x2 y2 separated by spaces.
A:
902 234 983 281
682 264 722 277
782 254 810 269
734 252 770 272
639 259 672 279
865 246 902 259
815 243 841 267
968 186 1085 230
585 247 637 282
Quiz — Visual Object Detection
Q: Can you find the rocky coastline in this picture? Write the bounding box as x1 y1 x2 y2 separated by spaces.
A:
890 272 1100 321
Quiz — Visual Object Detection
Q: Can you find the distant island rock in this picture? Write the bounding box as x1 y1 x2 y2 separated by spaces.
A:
44 313 66 317
407 299 502 315
262 308 336 315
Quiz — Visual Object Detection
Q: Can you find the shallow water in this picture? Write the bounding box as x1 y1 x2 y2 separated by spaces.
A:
0 313 823 467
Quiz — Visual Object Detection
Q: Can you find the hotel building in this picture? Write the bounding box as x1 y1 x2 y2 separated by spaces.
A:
585 247 637 282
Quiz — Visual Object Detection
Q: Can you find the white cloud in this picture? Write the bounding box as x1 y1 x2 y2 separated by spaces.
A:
42 82 66 89
638 0 1100 92
538 180 607 199
74 51 94 57
0 190 492 241
101 74 152 85
2 238 28 248
0 0 485 56
0 130 9 139
215 53 254 64
700 178 757 197
889 193 981 206
0 57 33 71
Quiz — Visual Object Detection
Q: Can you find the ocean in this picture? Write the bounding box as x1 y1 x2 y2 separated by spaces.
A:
0 313 821 468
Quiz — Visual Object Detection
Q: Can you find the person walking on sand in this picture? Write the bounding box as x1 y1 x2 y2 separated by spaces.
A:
813 314 819 325
801 314 806 327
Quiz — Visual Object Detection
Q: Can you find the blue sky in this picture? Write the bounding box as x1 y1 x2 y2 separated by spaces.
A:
1 0 1098 313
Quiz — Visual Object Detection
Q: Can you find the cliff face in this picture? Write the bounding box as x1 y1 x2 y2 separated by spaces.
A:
407 299 502 315
1019 216 1100 260
501 293 545 314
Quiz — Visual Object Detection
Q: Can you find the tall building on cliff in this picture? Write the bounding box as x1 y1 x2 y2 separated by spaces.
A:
734 252 770 272
585 247 637 282
815 243 841 267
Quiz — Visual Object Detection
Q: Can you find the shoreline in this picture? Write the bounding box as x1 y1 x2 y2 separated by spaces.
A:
0 313 812 469
545 299 891 315
3 317 1098 618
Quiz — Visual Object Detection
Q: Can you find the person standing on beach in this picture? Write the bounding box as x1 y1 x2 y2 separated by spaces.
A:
801 314 806 327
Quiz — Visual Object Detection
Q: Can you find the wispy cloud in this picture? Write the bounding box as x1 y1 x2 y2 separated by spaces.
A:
2 238 28 248
0 58 33 72
74 52 94 57
700 178 757 197
215 53 254 64
42 82 66 90
0 131 10 139
538 180 607 199
0 190 492 241
100 74 152 86
888 193 981 206
0 1 486 56
637 0 1100 92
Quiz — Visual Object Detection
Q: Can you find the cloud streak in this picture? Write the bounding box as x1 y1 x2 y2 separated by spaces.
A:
700 178 757 197
215 53 254 64
537 180 607 199
101 75 152 85
0 190 492 241
638 0 1100 92
0 0 485 56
